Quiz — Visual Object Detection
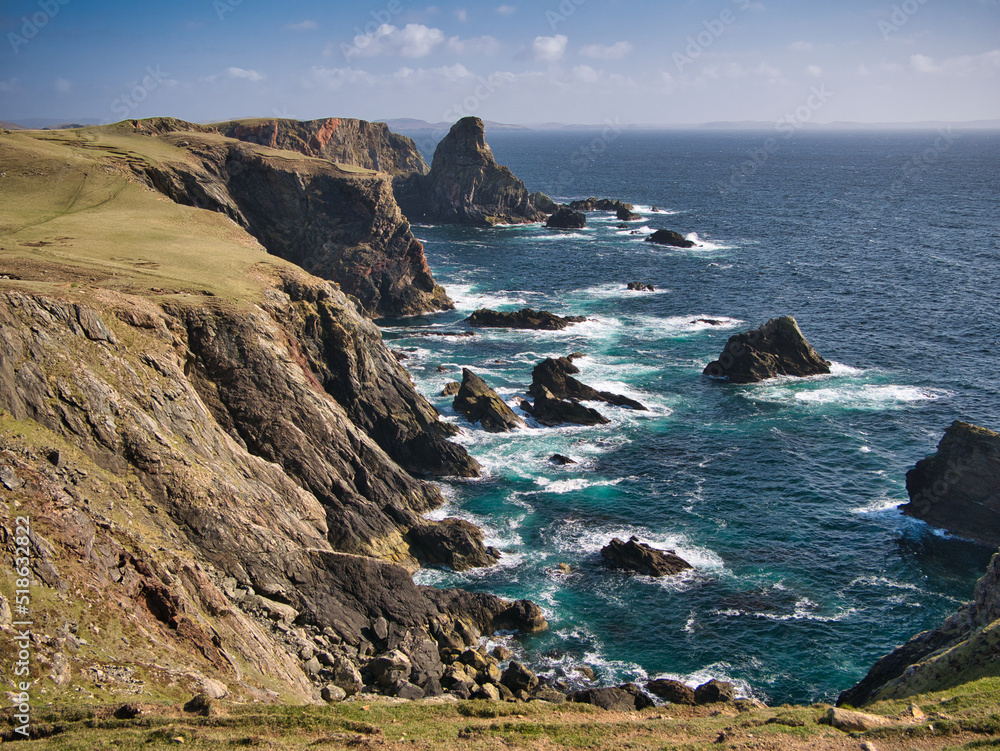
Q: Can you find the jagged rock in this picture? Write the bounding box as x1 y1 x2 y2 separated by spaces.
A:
694 679 736 704
452 369 525 432
465 308 586 331
331 656 364 696
530 357 647 411
391 679 426 700
645 679 696 705
703 316 832 383
394 117 543 226
530 191 558 214
550 454 576 465
645 229 695 247
616 206 641 221
404 517 500 571
370 649 412 688
441 382 461 397
532 386 610 427
531 685 568 703
838 550 1000 707
473 682 502 701
500 661 539 693
619 683 656 710
569 686 645 711
601 537 692 577
822 707 892 732
568 198 634 213
901 421 1000 546
627 282 655 292
545 207 587 229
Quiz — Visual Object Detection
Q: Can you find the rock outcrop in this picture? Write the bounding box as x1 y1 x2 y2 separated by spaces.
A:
627 282 655 291
545 207 587 229
394 117 543 226
530 356 647 411
131 125 451 319
901 421 1000 547
646 229 695 248
703 316 832 383
465 308 586 331
616 206 641 221
528 386 610 427
568 198 634 213
600 537 693 577
838 550 1000 707
452 369 525 432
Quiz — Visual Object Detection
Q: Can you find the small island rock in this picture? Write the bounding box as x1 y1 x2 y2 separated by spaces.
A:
452 369 525 432
646 229 695 248
600 536 692 577
703 316 831 383
532 386 610 427
546 207 587 229
465 308 585 331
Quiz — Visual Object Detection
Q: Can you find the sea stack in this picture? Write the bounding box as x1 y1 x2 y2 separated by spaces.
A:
703 316 831 383
901 421 1000 547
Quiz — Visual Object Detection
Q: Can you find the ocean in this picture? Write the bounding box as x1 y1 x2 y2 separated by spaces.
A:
381 128 1000 704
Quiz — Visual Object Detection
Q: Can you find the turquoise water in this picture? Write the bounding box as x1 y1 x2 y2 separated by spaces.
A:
381 129 1000 704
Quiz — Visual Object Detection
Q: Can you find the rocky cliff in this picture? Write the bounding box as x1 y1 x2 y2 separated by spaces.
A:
0 128 543 706
394 117 544 226
901 421 1000 547
120 117 450 319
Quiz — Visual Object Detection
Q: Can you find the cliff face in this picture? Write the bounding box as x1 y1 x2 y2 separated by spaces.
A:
838 551 1000 707
214 117 429 177
394 117 544 227
902 421 1000 547
0 129 541 705
123 118 450 319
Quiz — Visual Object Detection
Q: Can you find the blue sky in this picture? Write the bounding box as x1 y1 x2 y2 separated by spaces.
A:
1 0 998 125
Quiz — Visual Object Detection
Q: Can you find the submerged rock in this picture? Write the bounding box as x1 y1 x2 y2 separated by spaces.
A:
702 316 831 383
568 197 635 213
645 229 695 248
452 369 525 432
465 308 585 331
545 207 587 229
600 536 692 577
627 282 655 292
901 421 1000 547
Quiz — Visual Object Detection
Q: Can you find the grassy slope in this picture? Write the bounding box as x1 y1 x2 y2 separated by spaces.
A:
2 127 999 750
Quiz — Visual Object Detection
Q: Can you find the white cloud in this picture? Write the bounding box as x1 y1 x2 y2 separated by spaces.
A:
755 62 781 79
286 20 318 31
306 66 378 90
455 8 468 22
0 78 17 92
55 77 72 93
496 5 516 15
572 64 601 84
446 35 501 56
806 65 823 77
342 23 446 58
789 41 813 52
910 49 1000 75
580 41 632 60
857 64 871 76
226 67 264 81
532 34 567 62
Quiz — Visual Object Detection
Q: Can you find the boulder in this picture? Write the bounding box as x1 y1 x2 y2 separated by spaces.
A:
532 386 610 427
452 369 525 432
694 679 736 704
822 707 893 732
465 308 586 331
321 684 347 702
645 678 696 705
330 655 364 696
600 537 692 577
441 382 461 397
569 686 648 711
530 357 647 411
394 116 543 226
546 207 587 230
550 454 577 465
901 421 1000 546
404 517 501 571
627 282 655 291
616 206 642 221
645 229 695 248
369 649 412 688
530 191 558 214
702 316 832 383
531 685 568 703
500 661 539 693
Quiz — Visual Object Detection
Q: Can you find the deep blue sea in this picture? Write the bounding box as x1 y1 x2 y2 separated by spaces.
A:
381 128 1000 705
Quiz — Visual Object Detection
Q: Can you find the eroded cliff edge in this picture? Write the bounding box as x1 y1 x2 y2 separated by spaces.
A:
0 129 543 705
